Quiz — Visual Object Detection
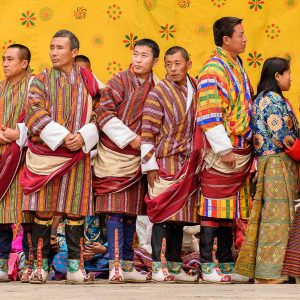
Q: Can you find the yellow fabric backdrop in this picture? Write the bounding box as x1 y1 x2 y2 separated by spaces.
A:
0 0 299 117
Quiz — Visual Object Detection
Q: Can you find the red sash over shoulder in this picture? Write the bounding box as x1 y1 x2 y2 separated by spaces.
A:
144 126 202 223
0 112 26 201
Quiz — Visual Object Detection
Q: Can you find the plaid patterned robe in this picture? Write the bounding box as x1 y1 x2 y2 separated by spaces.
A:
197 47 252 219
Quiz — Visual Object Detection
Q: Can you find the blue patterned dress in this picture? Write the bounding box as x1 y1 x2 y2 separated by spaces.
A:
252 91 298 156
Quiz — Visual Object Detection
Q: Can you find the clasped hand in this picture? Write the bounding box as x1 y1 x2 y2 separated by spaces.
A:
64 133 85 151
0 125 19 145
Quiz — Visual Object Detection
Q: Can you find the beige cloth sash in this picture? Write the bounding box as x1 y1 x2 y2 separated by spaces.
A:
26 150 71 175
204 148 251 174
26 95 93 176
93 143 140 178
148 174 185 199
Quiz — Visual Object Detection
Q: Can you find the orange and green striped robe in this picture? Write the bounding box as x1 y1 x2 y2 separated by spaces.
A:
22 67 93 216
0 74 31 224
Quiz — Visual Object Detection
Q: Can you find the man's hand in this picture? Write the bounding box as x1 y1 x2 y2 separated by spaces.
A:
65 133 85 151
83 242 107 261
0 130 12 145
129 135 141 150
50 235 59 253
85 242 107 255
147 170 159 189
83 247 94 261
2 127 19 142
220 150 236 168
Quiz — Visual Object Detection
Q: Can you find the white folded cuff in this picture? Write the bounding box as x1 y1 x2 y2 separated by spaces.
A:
16 123 28 147
141 143 159 174
77 123 99 153
204 124 233 154
40 121 69 151
90 149 98 159
102 117 137 149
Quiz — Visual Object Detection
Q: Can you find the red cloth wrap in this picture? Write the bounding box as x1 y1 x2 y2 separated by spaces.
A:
144 126 202 223
20 142 84 195
0 112 26 201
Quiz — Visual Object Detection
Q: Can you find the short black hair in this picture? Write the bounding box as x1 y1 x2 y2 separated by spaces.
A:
256 57 290 98
164 46 189 62
52 29 80 50
134 39 160 59
213 17 243 47
75 55 90 63
8 44 31 70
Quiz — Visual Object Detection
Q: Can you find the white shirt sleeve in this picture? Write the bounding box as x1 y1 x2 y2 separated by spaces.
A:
15 123 28 147
102 117 137 149
204 124 233 154
141 143 159 173
77 123 99 153
40 121 70 151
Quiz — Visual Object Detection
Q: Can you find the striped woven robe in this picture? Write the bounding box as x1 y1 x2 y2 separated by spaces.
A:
94 67 155 216
141 76 200 223
197 47 253 219
22 67 96 216
0 74 31 223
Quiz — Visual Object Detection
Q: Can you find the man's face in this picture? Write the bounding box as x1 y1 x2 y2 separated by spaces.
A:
131 45 157 78
76 61 91 71
2 48 27 80
224 23 247 55
49 37 78 70
165 51 191 85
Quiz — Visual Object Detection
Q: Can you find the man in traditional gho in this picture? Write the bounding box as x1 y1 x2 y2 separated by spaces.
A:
141 46 200 283
0 44 32 282
21 30 99 284
75 54 106 90
93 39 159 283
196 17 253 283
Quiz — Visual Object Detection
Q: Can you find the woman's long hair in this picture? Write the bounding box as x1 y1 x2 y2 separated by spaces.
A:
256 57 290 99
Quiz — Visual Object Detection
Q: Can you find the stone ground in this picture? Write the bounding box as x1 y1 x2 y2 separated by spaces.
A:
0 282 300 300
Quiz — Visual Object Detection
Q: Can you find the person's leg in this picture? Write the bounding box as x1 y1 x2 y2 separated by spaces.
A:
106 214 124 282
20 223 33 283
0 224 13 281
217 220 234 274
165 223 183 263
122 216 151 282
200 217 231 283
151 223 175 282
29 212 53 284
165 223 197 283
65 214 94 284
123 216 136 261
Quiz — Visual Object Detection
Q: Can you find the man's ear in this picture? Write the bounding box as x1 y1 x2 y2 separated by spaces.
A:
21 60 29 70
72 48 79 58
222 36 230 46
152 57 159 68
187 60 192 70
